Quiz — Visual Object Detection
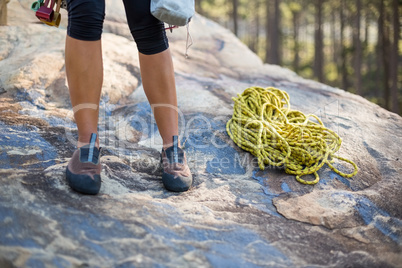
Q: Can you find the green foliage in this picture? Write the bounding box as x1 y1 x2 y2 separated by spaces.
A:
198 0 401 114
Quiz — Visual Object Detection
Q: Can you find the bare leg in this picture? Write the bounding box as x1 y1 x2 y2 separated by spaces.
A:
139 49 179 149
65 35 103 147
140 48 192 192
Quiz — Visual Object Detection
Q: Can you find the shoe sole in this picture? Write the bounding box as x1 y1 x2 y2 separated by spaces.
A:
162 172 192 192
66 167 101 195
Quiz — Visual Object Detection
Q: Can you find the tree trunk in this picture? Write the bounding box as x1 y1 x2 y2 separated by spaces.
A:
249 0 260 54
265 0 271 63
314 0 324 82
292 8 300 73
0 0 10 26
331 9 337 64
390 0 400 113
195 0 203 15
265 0 281 64
255 2 260 54
353 0 362 95
272 0 281 65
340 0 348 90
379 0 391 109
364 8 370 47
232 0 239 36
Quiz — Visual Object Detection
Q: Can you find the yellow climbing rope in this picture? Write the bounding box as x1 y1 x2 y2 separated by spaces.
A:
226 86 358 185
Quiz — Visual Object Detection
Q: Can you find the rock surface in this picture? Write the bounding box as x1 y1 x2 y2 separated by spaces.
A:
1 0 401 267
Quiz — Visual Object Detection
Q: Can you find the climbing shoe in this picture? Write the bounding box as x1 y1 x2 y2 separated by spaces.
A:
66 133 101 195
161 136 192 192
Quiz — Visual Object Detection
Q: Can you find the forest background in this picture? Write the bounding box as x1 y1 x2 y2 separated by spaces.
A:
195 0 401 115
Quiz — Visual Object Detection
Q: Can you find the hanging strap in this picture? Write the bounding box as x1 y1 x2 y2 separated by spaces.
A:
164 22 193 58
56 0 61 12
185 22 193 59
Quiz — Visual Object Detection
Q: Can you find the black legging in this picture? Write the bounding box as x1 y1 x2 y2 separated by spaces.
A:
66 0 169 55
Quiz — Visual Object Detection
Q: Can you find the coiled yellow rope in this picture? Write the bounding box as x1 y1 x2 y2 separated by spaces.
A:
226 86 358 185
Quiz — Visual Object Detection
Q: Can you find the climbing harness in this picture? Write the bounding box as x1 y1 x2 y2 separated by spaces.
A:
226 86 358 185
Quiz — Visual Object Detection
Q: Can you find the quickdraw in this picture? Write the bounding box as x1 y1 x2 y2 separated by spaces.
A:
31 0 65 28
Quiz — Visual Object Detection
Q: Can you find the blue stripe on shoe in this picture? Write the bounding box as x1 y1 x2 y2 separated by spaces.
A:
88 133 97 163
173 136 178 163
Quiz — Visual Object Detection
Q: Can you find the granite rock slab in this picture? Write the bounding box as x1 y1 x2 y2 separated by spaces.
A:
0 0 401 267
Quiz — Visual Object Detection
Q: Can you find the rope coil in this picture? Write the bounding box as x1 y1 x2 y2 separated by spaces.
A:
226 86 358 185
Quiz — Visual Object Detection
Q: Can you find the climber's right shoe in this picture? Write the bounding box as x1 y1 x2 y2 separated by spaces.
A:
66 133 101 195
161 136 193 192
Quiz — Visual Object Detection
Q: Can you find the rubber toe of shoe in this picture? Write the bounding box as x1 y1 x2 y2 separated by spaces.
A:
162 173 192 192
66 167 101 195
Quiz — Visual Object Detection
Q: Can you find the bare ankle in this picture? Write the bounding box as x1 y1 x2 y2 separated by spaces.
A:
162 135 180 150
77 133 99 148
